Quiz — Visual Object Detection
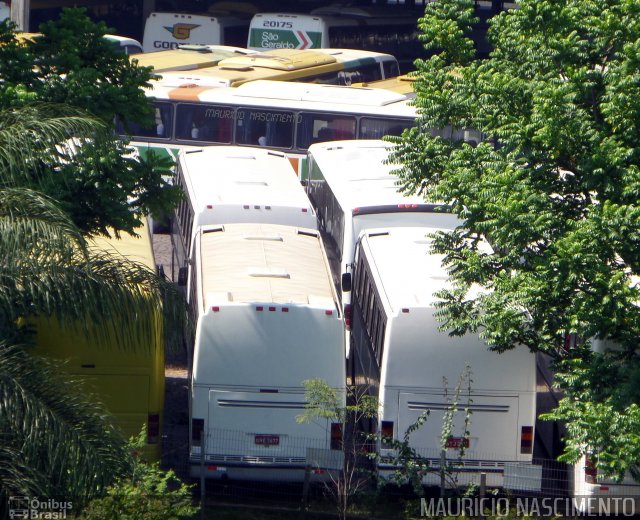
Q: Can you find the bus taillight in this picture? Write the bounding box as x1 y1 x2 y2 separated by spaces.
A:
330 422 343 450
344 304 352 329
192 418 204 447
520 425 533 454
148 413 160 444
585 454 598 484
381 421 394 448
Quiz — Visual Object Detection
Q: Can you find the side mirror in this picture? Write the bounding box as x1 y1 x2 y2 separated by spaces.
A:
341 272 352 293
177 266 188 286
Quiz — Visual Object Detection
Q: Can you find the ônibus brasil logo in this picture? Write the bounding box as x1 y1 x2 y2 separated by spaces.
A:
163 23 200 40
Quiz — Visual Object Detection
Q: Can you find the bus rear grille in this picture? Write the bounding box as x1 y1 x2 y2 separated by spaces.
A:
207 454 307 464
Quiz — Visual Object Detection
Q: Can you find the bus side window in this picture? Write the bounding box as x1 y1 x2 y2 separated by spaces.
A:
329 117 356 140
154 103 173 138
198 107 233 143
337 70 363 86
265 119 293 148
236 109 294 148
315 126 335 143
297 113 320 150
383 59 400 79
359 118 413 139
176 105 195 140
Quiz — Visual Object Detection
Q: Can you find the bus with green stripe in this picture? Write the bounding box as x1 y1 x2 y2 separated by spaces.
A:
154 48 400 88
122 79 417 179
247 10 426 73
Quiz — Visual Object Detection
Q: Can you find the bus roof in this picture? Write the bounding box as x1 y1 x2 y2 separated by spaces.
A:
355 74 417 97
197 223 336 307
308 139 434 211
358 226 451 312
179 146 314 214
91 218 155 271
148 80 415 116
132 45 257 72
155 48 398 88
218 48 337 70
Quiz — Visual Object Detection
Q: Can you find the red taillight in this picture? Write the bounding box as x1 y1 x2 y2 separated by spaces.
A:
192 418 204 446
585 454 598 484
344 304 352 329
520 426 533 454
330 422 342 450
381 421 394 448
148 413 160 444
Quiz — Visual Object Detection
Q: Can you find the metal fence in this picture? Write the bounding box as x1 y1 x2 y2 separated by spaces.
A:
161 425 576 512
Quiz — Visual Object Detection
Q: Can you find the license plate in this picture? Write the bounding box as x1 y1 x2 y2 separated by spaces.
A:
446 437 469 449
255 434 280 446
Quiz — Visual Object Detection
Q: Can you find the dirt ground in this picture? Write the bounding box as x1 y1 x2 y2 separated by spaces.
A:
153 232 190 476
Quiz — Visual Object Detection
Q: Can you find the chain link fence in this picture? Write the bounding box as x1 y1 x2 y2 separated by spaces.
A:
161 424 577 509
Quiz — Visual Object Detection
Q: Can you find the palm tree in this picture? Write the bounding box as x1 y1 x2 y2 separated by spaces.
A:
0 105 187 510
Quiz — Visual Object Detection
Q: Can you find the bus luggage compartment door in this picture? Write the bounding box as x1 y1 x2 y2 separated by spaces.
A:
202 389 333 480
394 392 523 488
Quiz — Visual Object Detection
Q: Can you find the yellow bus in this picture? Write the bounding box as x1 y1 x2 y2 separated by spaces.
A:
155 47 400 88
354 73 417 98
131 44 258 73
31 218 165 461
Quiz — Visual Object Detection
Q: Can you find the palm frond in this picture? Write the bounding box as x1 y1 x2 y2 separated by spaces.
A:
0 187 89 262
0 103 105 188
0 341 133 504
0 187 188 349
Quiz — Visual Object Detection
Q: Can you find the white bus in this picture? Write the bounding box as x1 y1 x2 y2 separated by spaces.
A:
123 80 416 177
189 222 346 481
170 145 317 290
351 226 541 490
155 48 400 88
142 12 250 52
247 11 426 72
567 337 640 513
305 140 460 342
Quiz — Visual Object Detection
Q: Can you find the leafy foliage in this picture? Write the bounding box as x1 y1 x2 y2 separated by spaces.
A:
0 105 188 506
0 11 180 236
79 428 199 520
380 366 473 496
0 342 132 514
298 379 378 520
389 0 640 478
0 182 188 506
0 8 154 126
